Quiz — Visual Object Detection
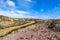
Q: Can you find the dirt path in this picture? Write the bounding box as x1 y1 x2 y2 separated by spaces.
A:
0 21 35 37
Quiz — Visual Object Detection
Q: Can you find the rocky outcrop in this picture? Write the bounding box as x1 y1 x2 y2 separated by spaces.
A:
48 20 60 32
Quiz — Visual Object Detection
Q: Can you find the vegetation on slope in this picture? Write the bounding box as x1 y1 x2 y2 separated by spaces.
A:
0 15 60 38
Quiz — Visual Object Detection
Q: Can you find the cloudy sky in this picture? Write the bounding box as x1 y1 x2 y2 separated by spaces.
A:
0 0 60 19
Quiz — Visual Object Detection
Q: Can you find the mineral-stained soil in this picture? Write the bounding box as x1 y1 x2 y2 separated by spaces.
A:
2 25 60 40
0 15 60 40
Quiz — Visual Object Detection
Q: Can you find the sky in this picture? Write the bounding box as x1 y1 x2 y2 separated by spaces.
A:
0 0 60 19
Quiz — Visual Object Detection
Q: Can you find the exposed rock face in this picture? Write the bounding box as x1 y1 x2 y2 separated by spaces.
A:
48 20 60 32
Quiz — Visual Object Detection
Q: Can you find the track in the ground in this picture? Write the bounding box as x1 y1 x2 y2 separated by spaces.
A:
0 21 36 37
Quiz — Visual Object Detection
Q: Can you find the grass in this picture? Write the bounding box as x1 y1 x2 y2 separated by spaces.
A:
0 21 35 36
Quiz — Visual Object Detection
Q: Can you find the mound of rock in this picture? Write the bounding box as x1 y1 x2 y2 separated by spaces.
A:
48 20 60 32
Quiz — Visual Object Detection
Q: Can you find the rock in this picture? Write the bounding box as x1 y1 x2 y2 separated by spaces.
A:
48 20 60 32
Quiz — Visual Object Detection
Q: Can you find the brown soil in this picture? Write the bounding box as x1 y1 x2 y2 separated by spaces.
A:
3 26 60 40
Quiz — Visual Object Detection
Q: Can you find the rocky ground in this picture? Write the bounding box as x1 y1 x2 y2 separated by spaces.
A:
1 23 60 40
0 15 60 40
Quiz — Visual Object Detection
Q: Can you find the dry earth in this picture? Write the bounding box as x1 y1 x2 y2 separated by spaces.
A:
0 15 60 40
1 24 60 40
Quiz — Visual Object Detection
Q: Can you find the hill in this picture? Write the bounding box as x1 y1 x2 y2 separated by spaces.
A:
0 15 60 40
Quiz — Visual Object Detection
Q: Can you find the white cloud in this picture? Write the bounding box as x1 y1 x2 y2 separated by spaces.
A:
0 10 20 17
0 0 38 18
0 0 15 10
25 0 32 2
40 9 44 12
0 8 39 19
42 7 60 19
6 0 15 7
16 10 30 14
16 0 35 9
0 8 31 18
39 15 52 19
48 7 60 14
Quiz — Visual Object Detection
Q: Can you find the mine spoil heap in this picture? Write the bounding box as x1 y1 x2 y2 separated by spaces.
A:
0 15 60 40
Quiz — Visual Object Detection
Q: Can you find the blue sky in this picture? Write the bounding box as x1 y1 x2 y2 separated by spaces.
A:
0 0 60 19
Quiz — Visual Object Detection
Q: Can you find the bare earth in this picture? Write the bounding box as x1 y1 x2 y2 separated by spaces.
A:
0 15 60 40
3 26 60 40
